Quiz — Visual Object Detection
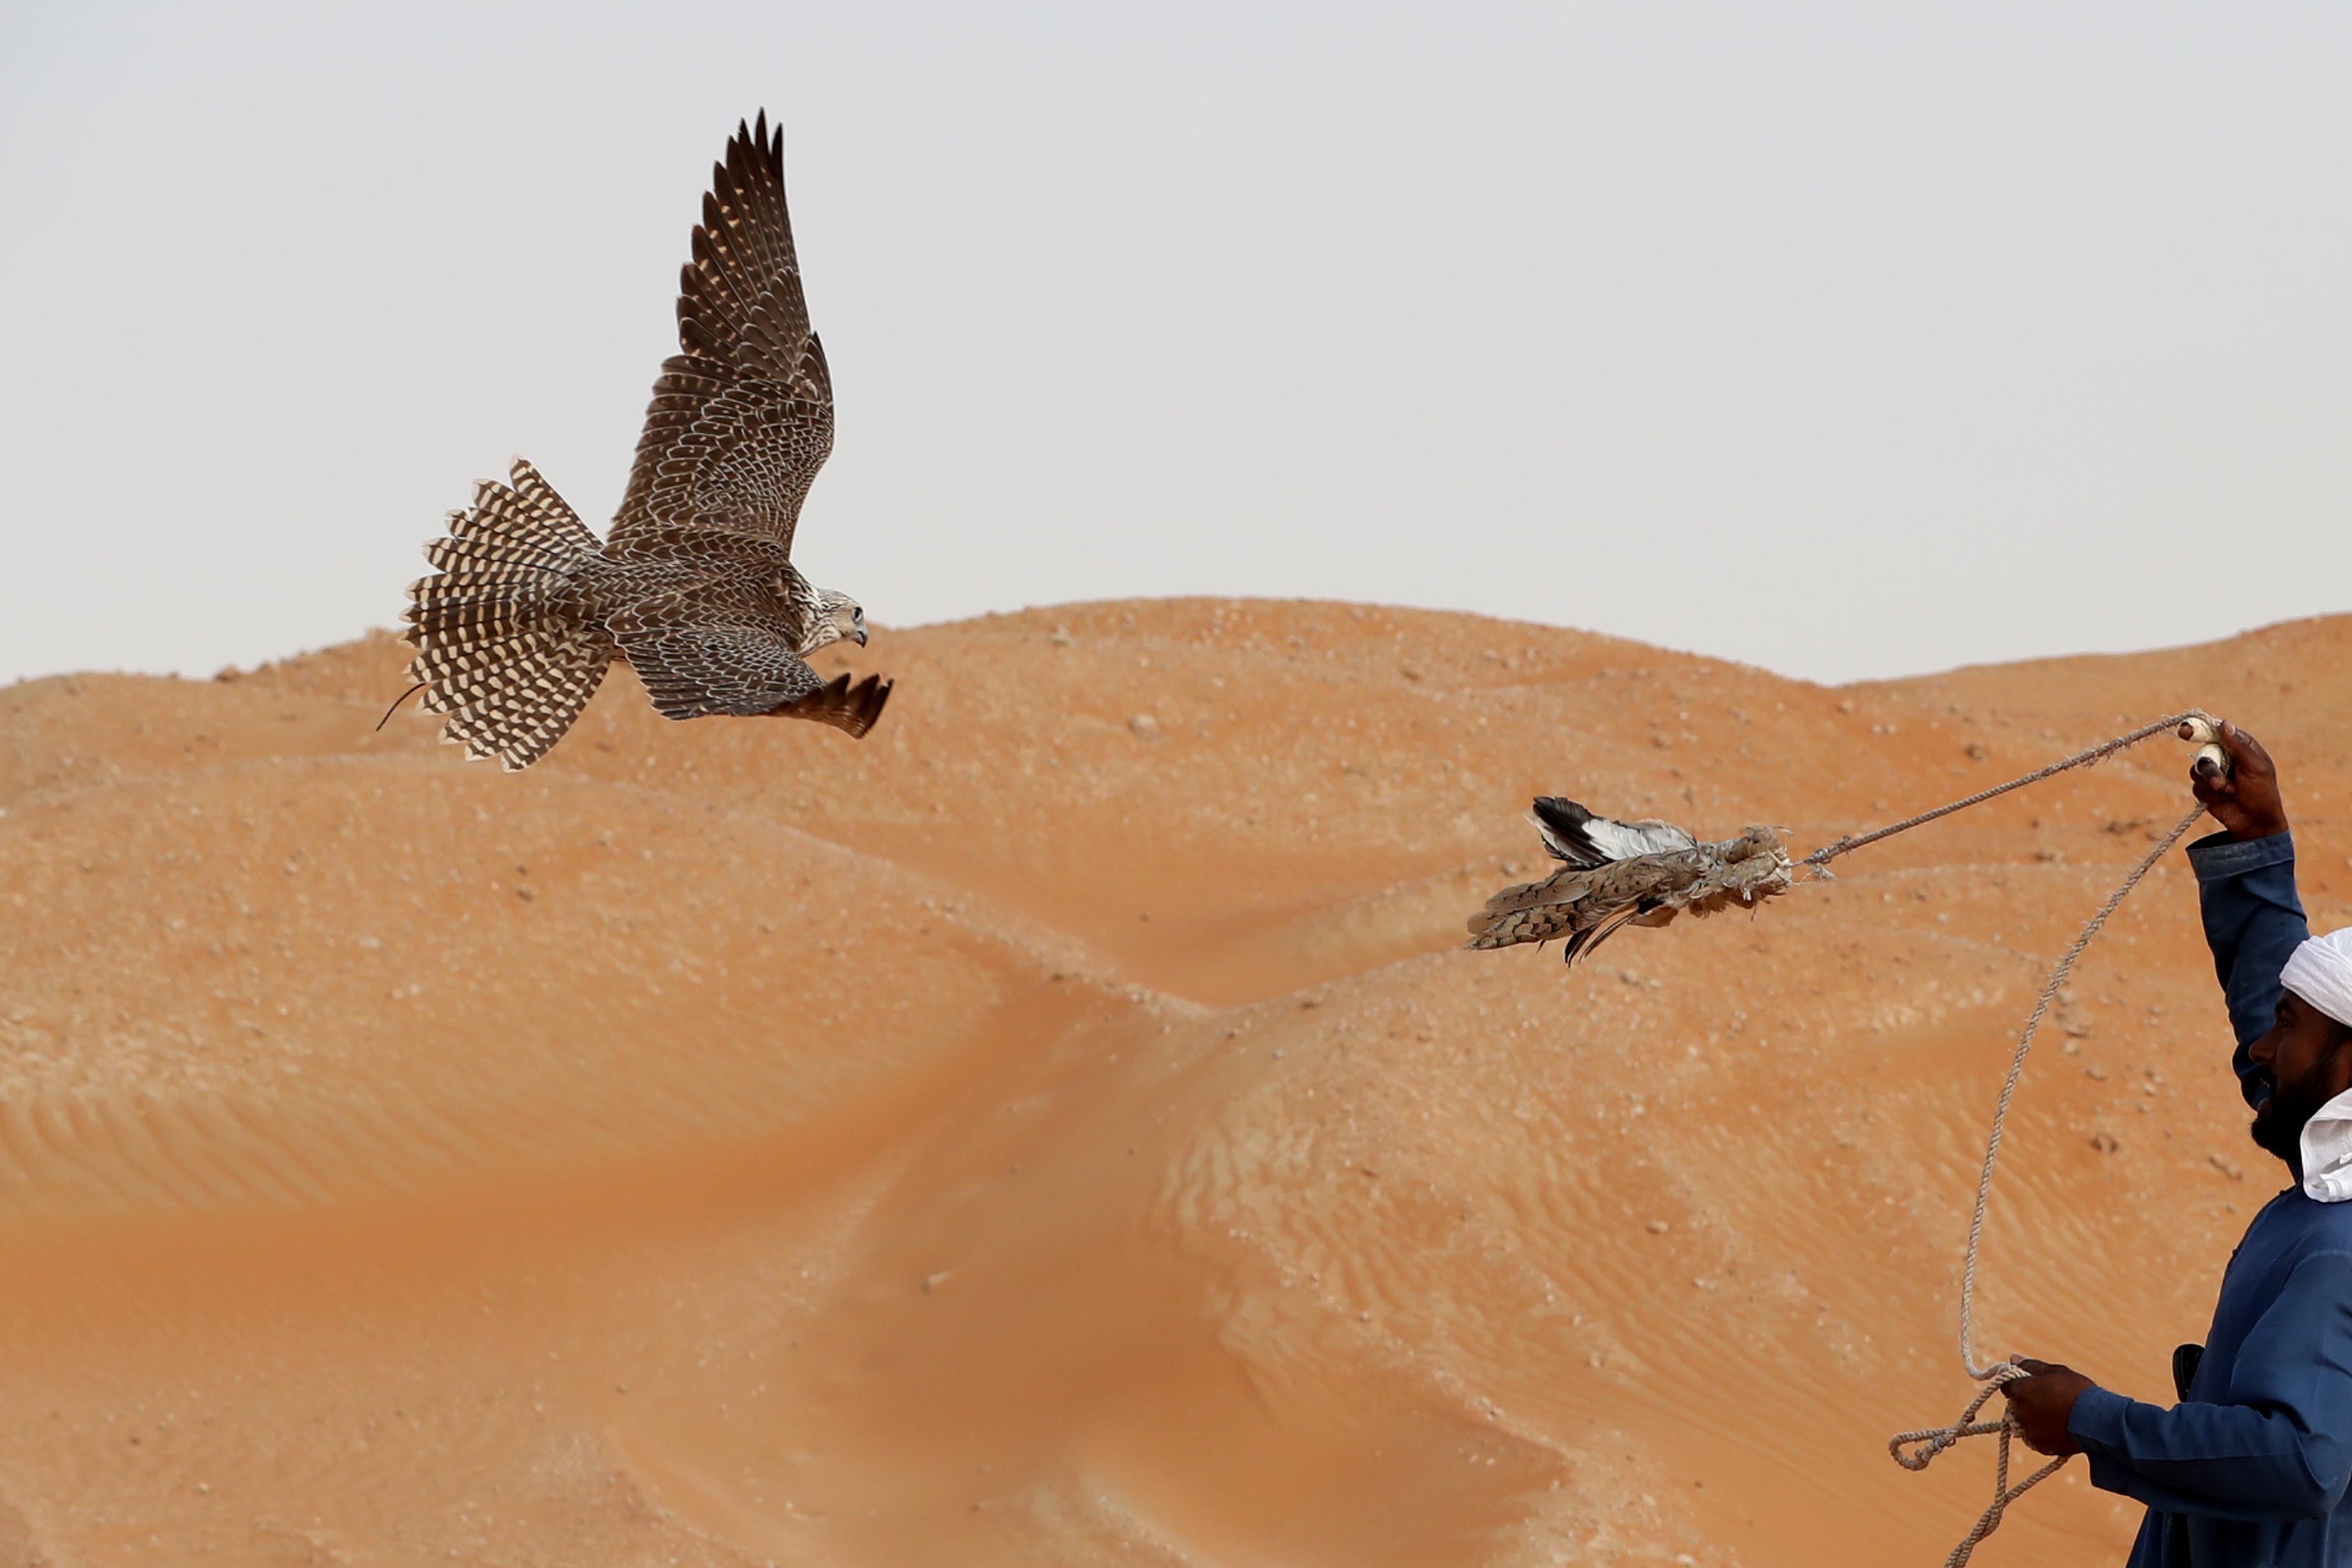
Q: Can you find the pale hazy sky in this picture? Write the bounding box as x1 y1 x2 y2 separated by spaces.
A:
2 1 2345 687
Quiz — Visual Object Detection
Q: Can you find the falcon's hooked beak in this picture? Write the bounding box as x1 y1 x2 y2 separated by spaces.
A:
821 597 868 649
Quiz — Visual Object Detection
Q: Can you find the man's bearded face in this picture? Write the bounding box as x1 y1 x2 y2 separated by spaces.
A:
2248 992 2352 1165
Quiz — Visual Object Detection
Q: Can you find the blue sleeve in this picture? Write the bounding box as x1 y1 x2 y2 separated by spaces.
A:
2069 1250 2352 1520
2188 829 2307 1107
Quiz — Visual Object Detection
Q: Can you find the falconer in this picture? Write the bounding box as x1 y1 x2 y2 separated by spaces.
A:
2003 722 2352 1567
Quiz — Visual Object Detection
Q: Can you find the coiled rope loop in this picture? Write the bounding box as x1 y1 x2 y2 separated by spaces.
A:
1890 1363 2068 1568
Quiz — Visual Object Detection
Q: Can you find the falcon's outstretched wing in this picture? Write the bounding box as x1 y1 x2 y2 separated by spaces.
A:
606 112 834 560
612 614 823 720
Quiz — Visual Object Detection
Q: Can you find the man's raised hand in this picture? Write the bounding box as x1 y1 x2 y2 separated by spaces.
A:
2195 721 2288 843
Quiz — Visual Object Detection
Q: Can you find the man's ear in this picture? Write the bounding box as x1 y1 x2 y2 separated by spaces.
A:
2326 1021 2352 1095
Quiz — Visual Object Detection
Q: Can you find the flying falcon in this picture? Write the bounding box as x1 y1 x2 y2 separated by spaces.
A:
400 113 890 770
1466 798 1792 965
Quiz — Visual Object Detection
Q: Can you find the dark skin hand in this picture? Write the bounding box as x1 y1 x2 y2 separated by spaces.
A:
2001 723 2293 1455
2194 720 2288 843
2003 1357 2093 1456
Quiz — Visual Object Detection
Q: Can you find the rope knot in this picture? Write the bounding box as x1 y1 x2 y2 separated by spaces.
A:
1888 1367 2068 1568
1888 1372 2015 1473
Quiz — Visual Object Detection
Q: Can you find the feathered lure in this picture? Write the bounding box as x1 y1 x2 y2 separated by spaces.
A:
1465 798 1792 965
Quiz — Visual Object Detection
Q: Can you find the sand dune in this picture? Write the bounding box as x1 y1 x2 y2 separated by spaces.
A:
3 600 2347 1565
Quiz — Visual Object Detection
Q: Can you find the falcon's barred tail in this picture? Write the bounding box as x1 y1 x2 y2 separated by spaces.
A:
402 459 611 771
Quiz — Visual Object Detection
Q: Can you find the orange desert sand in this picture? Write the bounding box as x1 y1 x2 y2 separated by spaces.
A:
3 600 2349 1567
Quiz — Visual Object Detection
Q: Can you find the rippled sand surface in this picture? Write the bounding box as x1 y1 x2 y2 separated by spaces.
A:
3 602 2348 1566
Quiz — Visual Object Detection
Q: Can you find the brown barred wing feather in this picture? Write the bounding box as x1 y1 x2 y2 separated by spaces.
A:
773 671 893 738
607 112 834 560
611 611 824 721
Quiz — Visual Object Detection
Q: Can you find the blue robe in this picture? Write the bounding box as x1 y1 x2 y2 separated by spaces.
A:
2068 830 2352 1565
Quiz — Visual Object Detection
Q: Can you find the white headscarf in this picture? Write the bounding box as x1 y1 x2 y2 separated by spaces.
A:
2284 929 2352 1033
2284 929 2352 1202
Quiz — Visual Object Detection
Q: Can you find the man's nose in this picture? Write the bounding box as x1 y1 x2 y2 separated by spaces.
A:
2250 1027 2282 1069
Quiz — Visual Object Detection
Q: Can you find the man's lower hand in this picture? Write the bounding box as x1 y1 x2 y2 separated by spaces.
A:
2001 1357 2093 1456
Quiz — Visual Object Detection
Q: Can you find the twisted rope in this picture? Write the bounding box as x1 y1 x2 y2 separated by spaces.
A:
1950 801 2207 1381
1804 711 2208 870
1809 712 2217 1566
1890 1369 2068 1568
1886 801 2205 1567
